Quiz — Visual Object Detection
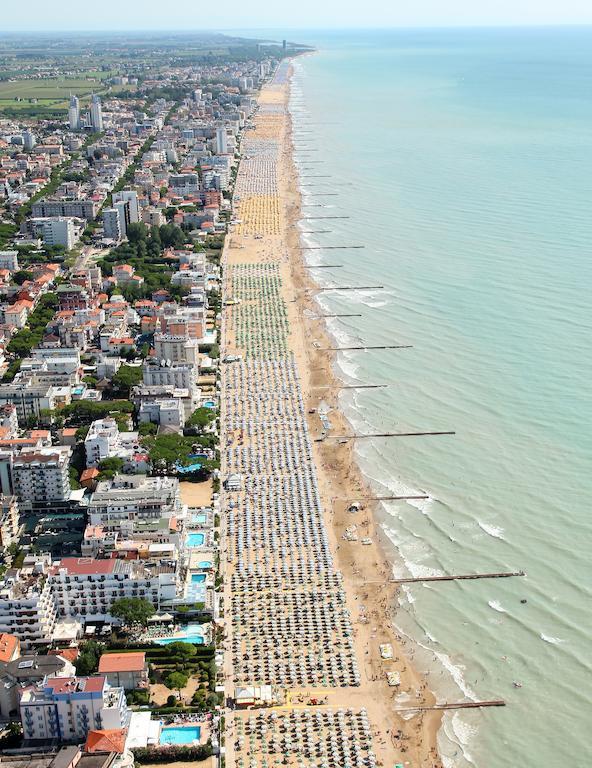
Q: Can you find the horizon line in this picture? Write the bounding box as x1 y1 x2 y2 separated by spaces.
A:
1 23 592 34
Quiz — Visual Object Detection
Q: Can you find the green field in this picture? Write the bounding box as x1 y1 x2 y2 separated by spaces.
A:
0 76 107 101
0 71 138 116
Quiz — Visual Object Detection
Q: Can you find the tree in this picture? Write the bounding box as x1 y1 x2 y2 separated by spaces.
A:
75 640 102 675
111 364 142 394
127 222 148 244
13 270 33 285
186 407 216 431
166 641 197 660
98 457 124 480
138 421 158 436
165 671 188 698
111 597 155 627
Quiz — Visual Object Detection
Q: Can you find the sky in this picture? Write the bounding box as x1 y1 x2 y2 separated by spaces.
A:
3 0 592 31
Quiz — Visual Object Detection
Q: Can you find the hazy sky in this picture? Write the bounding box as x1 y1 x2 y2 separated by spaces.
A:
3 0 592 31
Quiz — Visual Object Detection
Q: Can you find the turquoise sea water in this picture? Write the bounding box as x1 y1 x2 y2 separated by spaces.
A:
286 27 591 768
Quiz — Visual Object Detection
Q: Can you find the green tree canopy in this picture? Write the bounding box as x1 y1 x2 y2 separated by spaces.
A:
111 597 155 627
165 671 188 695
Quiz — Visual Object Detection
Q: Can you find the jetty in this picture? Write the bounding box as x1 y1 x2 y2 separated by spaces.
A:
314 284 382 290
311 313 363 318
320 431 455 441
312 384 388 390
394 701 506 712
335 495 430 502
320 344 413 350
392 571 525 584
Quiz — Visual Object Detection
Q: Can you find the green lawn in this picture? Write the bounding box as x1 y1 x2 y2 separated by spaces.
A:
0 77 106 101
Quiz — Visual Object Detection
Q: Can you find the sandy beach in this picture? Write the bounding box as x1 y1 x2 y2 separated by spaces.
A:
220 60 442 767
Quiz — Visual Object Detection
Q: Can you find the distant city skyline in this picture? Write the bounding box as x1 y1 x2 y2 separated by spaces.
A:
3 0 592 32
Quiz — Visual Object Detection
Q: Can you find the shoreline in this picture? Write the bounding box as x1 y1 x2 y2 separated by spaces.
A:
282 64 443 765
220 58 443 767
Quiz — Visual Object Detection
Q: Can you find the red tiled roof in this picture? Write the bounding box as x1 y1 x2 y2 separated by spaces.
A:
85 729 127 754
98 652 145 673
0 633 19 664
48 647 79 663
45 676 106 694
55 558 116 575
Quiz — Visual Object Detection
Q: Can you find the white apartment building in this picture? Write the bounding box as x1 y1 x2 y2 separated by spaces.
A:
48 557 177 622
0 570 58 647
138 398 184 430
69 95 80 130
112 190 140 223
0 250 19 271
87 474 184 535
0 495 20 549
216 125 228 154
40 217 77 250
142 359 196 390
20 675 129 741
84 418 141 469
0 382 58 423
11 450 71 504
153 333 200 366
102 208 122 241
90 94 104 132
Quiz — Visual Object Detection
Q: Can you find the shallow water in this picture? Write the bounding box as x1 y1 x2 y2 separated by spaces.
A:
288 27 592 768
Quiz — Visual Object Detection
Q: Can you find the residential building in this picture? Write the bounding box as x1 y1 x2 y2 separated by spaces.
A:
40 217 77 250
0 250 19 271
112 190 140 223
103 207 122 241
19 675 130 741
97 652 148 690
0 381 58 423
0 652 75 718
0 495 20 548
69 95 80 131
84 418 142 469
142 359 196 390
23 130 37 151
138 397 184 430
216 126 228 154
153 333 200 365
48 557 177 621
11 450 71 504
87 474 184 535
32 199 98 221
0 568 59 647
90 94 104 132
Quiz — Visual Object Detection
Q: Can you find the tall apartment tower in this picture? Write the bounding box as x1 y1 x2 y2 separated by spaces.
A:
90 93 104 132
68 95 80 130
112 190 140 223
216 126 228 154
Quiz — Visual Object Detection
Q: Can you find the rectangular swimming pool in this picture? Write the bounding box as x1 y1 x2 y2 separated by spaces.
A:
186 532 205 547
159 725 201 745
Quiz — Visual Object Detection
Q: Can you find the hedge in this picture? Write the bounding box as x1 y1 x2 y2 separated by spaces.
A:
133 745 213 763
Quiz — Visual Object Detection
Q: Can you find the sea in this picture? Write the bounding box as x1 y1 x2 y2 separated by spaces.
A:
240 26 592 768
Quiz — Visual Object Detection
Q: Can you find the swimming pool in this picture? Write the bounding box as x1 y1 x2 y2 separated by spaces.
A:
159 725 201 745
197 560 213 569
192 512 208 524
191 573 206 583
155 623 206 646
203 400 216 409
186 533 205 547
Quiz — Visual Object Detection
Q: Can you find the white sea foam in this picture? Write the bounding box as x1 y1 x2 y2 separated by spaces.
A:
540 633 565 644
488 600 507 613
477 521 505 539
